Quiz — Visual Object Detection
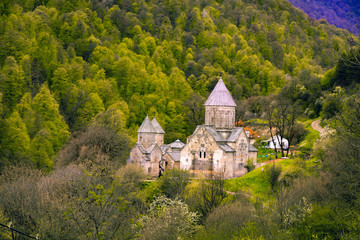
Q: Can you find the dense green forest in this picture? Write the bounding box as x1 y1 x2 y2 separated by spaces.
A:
0 0 360 239
0 0 357 170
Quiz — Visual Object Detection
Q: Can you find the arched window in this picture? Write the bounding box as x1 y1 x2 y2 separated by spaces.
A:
199 147 207 159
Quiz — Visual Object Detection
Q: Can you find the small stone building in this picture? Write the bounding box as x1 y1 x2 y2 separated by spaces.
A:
162 140 185 170
129 77 257 179
128 116 164 176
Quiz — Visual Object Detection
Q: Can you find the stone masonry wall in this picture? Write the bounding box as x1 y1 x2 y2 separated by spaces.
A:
205 106 236 129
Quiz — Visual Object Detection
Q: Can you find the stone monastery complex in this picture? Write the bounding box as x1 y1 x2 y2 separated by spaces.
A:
128 77 258 179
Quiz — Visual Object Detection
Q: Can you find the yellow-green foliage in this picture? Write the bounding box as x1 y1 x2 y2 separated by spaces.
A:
0 208 11 240
0 0 356 171
1 111 31 162
140 181 162 203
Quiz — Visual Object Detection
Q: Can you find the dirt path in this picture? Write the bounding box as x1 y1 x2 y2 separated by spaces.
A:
311 119 323 132
263 158 284 164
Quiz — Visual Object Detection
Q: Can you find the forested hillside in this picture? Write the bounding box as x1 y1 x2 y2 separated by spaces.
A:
0 0 356 171
288 0 360 34
1 1 360 239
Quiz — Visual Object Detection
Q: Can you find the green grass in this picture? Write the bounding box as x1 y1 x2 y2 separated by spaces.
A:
224 118 322 202
246 118 268 125
224 158 321 201
256 148 277 163
299 119 320 149
225 165 271 201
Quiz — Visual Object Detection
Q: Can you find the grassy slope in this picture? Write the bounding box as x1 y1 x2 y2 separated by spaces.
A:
299 119 320 149
225 118 321 201
224 158 320 201
224 159 290 200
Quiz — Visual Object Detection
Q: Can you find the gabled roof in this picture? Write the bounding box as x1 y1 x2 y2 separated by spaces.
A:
204 126 226 142
218 143 235 152
189 125 258 154
204 77 237 107
146 143 158 153
151 118 165 134
167 151 181 162
189 125 226 143
137 115 156 133
193 125 201 134
168 139 185 149
248 144 258 152
160 145 169 155
227 127 244 142
131 143 147 154
132 142 160 155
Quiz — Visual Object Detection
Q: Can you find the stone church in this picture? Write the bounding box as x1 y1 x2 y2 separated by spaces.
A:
128 77 257 179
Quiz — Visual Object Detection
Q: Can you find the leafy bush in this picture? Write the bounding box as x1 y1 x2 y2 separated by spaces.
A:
158 168 191 199
196 196 256 240
136 195 200 240
183 175 228 221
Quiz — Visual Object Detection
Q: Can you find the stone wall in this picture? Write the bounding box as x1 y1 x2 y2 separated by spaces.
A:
205 106 235 129
163 153 175 170
180 126 220 171
129 147 143 164
149 146 162 177
138 132 155 148
154 133 164 146
180 126 237 179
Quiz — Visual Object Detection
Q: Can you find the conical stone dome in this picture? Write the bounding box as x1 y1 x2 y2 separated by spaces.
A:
204 77 236 107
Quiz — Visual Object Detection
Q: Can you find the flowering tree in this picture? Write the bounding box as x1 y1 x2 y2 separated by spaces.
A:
136 195 200 240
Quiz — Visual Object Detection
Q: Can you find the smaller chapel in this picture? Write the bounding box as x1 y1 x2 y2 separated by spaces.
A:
128 77 257 179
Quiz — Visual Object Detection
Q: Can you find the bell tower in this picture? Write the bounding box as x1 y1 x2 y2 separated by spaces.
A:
204 77 236 137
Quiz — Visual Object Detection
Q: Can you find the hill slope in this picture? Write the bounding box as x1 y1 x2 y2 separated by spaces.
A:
288 0 360 34
0 0 357 170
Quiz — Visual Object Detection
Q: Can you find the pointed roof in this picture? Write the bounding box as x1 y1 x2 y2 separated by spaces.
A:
151 118 165 134
137 115 156 133
204 77 237 107
168 139 185 149
218 143 235 152
167 151 181 162
204 126 226 142
146 143 159 153
131 143 148 154
189 125 235 153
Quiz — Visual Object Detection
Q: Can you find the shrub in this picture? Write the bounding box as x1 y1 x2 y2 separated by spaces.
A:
158 168 191 199
198 195 256 240
183 175 227 221
136 195 200 240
